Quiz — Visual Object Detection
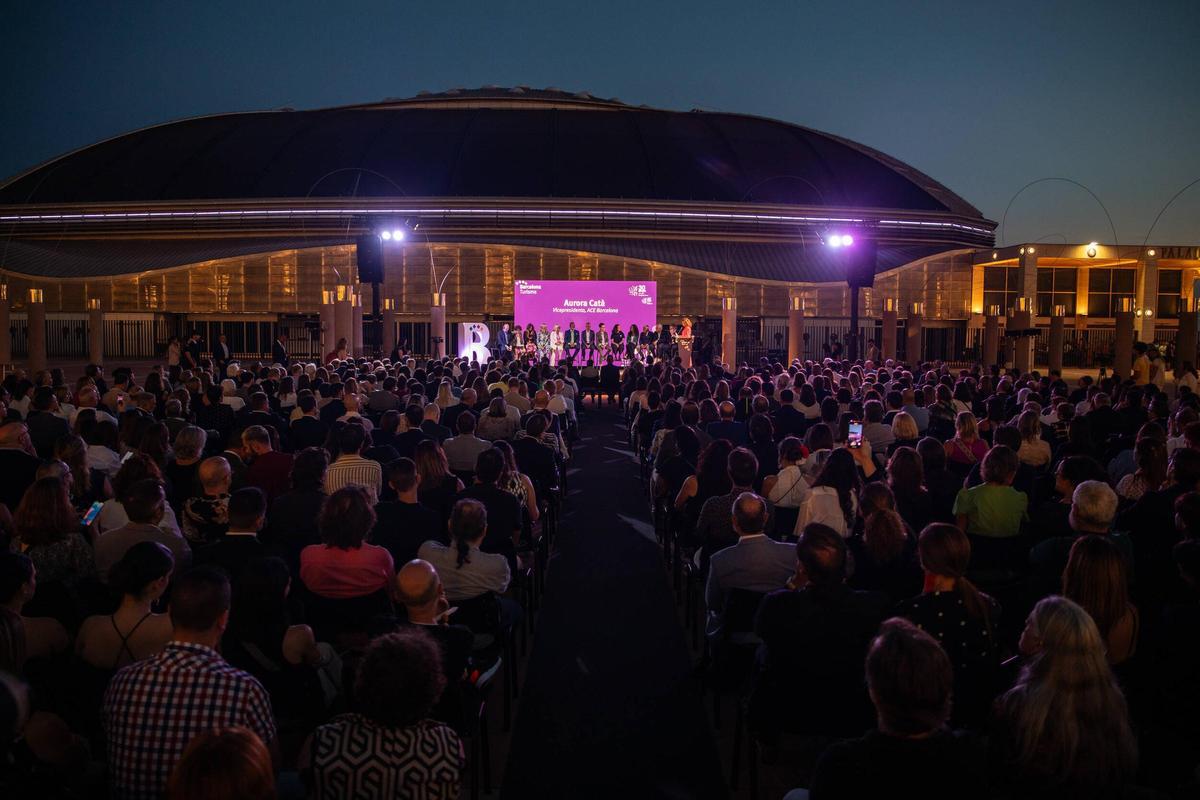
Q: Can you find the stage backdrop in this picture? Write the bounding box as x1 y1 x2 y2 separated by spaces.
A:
513 280 657 332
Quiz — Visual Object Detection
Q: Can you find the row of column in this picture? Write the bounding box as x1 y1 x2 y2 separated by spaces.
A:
317 287 448 361
0 289 107 372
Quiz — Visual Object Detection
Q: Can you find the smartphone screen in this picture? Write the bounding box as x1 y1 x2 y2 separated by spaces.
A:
82 501 104 526
847 421 864 449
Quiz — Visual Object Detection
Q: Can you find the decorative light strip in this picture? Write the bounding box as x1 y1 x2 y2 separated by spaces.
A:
0 205 994 235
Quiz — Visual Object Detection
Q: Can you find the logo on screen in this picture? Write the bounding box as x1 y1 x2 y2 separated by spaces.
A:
628 284 650 297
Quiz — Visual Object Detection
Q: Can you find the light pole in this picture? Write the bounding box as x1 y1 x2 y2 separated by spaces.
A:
823 231 877 362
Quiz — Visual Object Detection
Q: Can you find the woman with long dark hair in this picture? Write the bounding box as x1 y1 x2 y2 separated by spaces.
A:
76 541 174 670
1062 535 1139 666
896 523 1001 725
414 439 464 525
797 448 861 537
673 439 734 537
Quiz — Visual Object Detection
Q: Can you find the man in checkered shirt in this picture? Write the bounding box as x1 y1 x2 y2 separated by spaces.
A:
103 565 276 799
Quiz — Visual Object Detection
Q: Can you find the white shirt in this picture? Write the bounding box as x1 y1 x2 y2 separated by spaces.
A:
767 464 812 509
417 541 510 603
71 407 117 427
87 445 124 478
97 498 183 541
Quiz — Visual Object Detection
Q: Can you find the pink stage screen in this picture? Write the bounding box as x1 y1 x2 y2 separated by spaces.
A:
513 280 657 331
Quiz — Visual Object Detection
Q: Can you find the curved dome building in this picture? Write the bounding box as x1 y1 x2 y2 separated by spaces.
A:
0 87 995 359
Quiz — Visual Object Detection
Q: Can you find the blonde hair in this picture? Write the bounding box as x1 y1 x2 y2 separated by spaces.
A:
955 411 978 441
891 412 918 441
998 596 1137 789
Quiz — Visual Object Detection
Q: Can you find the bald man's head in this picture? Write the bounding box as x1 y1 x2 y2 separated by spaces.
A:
732 492 768 536
424 403 441 421
0 422 28 448
396 559 441 611
198 456 232 493
533 390 550 408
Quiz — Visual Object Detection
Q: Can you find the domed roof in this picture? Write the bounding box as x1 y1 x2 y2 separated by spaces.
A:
0 88 982 218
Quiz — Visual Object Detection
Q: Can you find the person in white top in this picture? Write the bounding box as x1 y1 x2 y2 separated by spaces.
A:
550 325 564 366
220 379 245 411
795 445 875 537
416 498 510 603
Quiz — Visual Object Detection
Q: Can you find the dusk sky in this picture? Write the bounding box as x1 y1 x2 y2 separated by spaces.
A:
4 0 1197 245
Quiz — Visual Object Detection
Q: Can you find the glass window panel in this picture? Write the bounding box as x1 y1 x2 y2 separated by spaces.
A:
1159 269 1182 293
1157 294 1180 319
1089 269 1112 293
1088 294 1111 317
1037 268 1053 292
1054 268 1077 292
984 267 1009 291
1036 293 1053 316
1055 293 1076 315
1113 269 1136 294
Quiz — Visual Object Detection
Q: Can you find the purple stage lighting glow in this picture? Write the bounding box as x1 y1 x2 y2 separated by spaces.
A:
391 229 405 242
842 234 854 246
826 233 854 247
380 230 392 240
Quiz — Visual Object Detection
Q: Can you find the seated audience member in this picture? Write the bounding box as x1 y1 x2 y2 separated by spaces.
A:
414 439 466 524
458 447 523 570
166 726 277 800
1016 409 1052 468
963 425 1037 501
12 476 96 591
95 479 193 583
103 566 276 800
265 446 328 569
953 444 1027 540
195 488 267 577
25 386 70 459
751 523 889 739
417 498 511 604
371 458 442 566
1116 446 1200 602
887 446 934 535
441 411 491 474
705 492 795 638
761 437 811 537
0 422 40 514
163 425 206 511
796 447 867 538
289 394 329 451
99 452 185 540
324 423 383 502
477 397 519 442
1028 456 1107 541
1062 535 1139 666
990 595 1138 799
796 619 987 800
0 552 70 669
390 559 474 727
242 425 294 504
299 485 392 600
511 412 560 493
225 557 334 730
1029 479 1132 593
895 524 1001 726
846 508 922 602
696 448 774 564
182 456 233 545
917 436 960 523
302 630 464 798
77 541 174 670
393 405 432 459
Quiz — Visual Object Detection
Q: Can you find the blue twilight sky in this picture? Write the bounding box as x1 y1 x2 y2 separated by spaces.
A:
2 0 1198 245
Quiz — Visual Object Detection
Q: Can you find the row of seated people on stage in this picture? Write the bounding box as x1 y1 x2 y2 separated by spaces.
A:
0 351 584 797
622 353 1200 798
497 320 690 366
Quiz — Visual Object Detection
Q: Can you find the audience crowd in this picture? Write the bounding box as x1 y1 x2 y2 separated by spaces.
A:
0 339 1197 798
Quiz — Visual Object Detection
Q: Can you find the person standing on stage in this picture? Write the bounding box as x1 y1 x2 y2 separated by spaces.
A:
498 323 511 360
537 323 551 360
582 322 597 362
611 324 625 363
564 321 581 364
550 324 564 366
213 334 231 375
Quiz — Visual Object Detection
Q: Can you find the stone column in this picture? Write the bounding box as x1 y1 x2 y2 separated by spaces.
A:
905 303 924 364
881 298 898 362
1114 299 1135 380
1011 297 1033 375
1018 246 1039 307
430 293 447 359
983 306 1001 368
721 297 737 368
381 298 396 358
0 285 11 366
319 290 337 361
27 289 46 373
87 299 104 366
334 285 353 358
1047 307 1066 374
1138 250 1159 343
352 292 364 356
787 296 805 365
1176 299 1198 377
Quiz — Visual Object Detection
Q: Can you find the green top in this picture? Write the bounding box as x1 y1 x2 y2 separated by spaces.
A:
953 483 1028 538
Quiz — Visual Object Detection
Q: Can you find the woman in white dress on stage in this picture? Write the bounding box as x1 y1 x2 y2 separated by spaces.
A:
550 324 564 366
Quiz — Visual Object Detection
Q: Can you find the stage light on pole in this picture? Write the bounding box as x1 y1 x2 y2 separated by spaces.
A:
380 230 392 241
391 229 405 242
841 234 853 246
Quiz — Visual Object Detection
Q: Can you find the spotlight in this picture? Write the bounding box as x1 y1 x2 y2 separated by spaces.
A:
827 235 842 248
380 230 392 241
1086 242 1098 258
391 229 405 242
842 234 853 246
